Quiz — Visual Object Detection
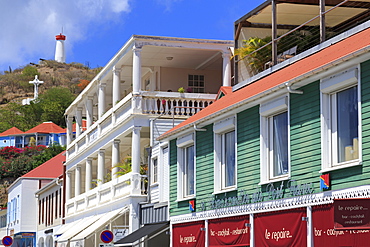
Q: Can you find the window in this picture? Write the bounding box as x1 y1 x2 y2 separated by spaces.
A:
177 134 195 199
270 112 289 177
222 131 236 187
321 68 360 171
188 75 205 93
260 96 290 183
182 145 195 196
214 117 236 192
152 157 158 184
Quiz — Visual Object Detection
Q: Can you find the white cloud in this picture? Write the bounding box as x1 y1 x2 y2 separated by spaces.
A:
0 0 130 72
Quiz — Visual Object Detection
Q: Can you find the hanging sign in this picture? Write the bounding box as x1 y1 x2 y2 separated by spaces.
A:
313 203 370 246
334 198 370 230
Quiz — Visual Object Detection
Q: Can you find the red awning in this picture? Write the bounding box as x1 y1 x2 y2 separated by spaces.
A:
254 208 307 247
172 221 205 247
313 203 370 246
209 215 250 247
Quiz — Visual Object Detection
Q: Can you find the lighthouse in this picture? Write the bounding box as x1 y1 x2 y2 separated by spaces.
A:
55 33 66 63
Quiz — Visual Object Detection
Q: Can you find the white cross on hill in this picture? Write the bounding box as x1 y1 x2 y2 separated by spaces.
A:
29 75 44 100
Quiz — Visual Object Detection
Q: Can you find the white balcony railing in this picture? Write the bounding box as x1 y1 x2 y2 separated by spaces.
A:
66 173 147 216
66 91 215 159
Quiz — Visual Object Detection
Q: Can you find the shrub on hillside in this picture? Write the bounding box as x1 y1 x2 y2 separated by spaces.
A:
0 144 65 179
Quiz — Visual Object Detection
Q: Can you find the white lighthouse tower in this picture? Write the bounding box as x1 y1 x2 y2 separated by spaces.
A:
54 33 66 63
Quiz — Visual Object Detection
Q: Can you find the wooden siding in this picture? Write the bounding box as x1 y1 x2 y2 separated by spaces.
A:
195 125 214 199
169 59 370 217
152 119 183 146
237 106 260 191
360 60 370 186
169 140 180 216
289 81 321 189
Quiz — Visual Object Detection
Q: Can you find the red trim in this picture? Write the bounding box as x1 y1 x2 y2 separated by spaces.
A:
56 34 66 40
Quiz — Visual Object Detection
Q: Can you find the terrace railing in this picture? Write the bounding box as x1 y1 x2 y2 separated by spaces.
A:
66 91 215 160
236 0 367 81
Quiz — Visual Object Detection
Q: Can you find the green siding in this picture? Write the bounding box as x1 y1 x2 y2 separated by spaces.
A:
169 59 370 217
169 125 215 216
169 139 181 216
195 125 214 199
237 106 260 191
289 80 321 191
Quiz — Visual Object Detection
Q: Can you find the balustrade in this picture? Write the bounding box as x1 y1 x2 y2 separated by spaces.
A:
66 91 216 160
65 173 146 216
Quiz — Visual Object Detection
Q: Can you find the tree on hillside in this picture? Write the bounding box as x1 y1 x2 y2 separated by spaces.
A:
22 66 39 78
0 87 75 132
0 103 30 131
36 87 75 127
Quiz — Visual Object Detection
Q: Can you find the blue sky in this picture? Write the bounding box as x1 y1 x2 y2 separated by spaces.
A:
0 0 264 72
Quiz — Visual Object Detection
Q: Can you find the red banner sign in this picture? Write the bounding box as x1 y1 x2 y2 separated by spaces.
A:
172 221 205 247
254 208 307 247
313 203 370 246
334 198 370 230
208 215 250 247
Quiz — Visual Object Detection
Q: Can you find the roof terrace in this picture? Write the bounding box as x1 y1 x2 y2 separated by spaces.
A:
234 0 370 88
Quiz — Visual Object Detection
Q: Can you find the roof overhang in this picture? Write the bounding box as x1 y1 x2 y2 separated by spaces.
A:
65 35 233 115
235 0 370 40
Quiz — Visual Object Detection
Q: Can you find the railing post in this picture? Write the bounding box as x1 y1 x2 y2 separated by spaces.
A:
272 0 278 65
320 0 326 43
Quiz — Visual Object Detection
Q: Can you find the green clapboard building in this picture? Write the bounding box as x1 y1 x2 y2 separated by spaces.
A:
158 1 370 246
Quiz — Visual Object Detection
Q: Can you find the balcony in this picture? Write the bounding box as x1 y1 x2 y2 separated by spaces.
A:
234 0 370 86
66 91 215 159
66 172 147 216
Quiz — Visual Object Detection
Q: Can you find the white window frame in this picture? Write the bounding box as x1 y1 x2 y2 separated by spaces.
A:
177 133 195 200
151 157 158 185
320 67 361 172
260 95 290 184
214 116 237 193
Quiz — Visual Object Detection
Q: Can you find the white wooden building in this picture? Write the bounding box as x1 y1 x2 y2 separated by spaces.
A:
60 35 233 247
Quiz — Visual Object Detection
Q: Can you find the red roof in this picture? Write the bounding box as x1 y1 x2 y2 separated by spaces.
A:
161 27 370 138
24 122 65 134
0 127 24 137
216 86 232 100
22 151 65 178
72 119 87 132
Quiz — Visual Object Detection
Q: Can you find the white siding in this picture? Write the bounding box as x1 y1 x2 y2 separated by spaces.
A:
151 119 183 146
161 146 169 203
150 184 160 203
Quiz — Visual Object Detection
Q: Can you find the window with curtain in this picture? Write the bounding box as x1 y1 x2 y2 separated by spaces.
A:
222 131 236 188
320 67 361 172
260 95 289 183
335 86 358 163
271 112 289 177
183 145 195 197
